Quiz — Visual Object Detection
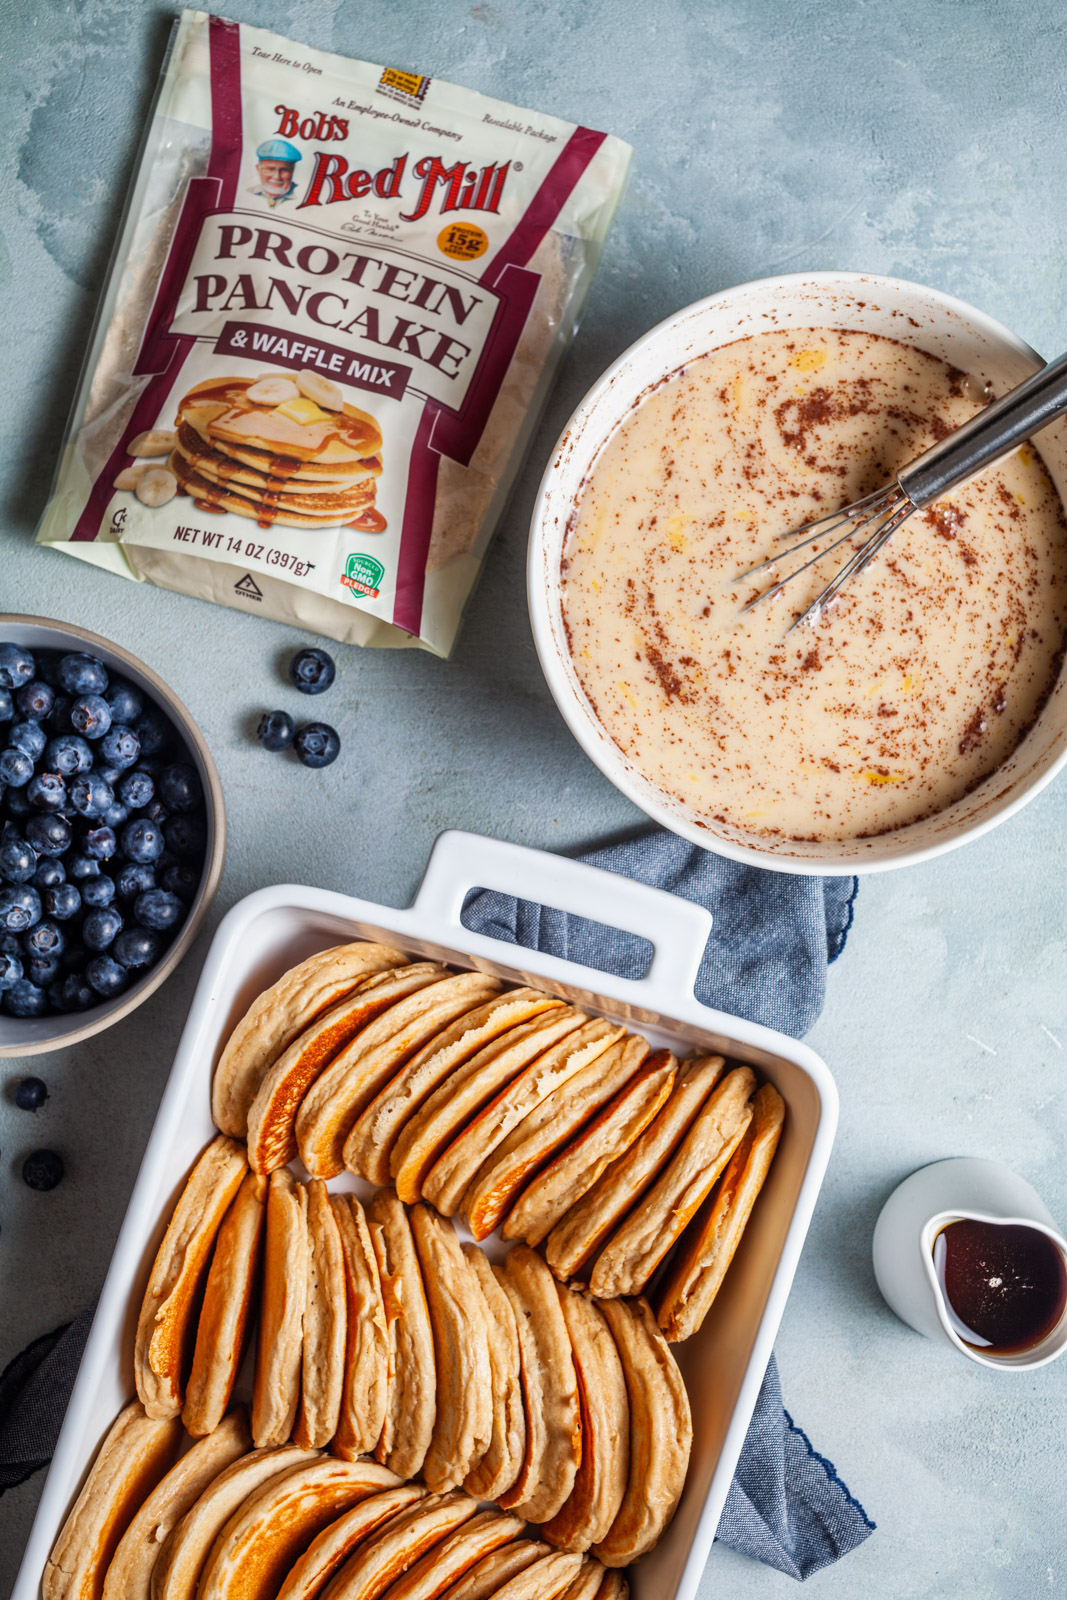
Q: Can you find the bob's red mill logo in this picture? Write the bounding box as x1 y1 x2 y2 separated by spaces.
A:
272 104 510 222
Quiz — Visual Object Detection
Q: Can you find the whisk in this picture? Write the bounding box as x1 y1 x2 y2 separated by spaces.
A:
737 346 1067 631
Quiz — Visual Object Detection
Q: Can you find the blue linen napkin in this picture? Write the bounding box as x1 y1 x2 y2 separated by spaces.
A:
462 826 873 1580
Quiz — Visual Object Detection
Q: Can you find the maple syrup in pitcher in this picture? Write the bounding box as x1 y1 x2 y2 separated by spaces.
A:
933 1219 1067 1355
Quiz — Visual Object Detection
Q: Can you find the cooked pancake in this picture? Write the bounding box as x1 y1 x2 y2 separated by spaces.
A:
409 1207 492 1492
151 1444 317 1600
541 1291 628 1553
44 1403 182 1600
246 965 448 1174
591 1297 692 1566
656 1082 786 1341
589 1066 756 1299
173 434 379 505
462 1034 649 1242
252 1169 309 1448
101 1411 250 1600
496 1247 580 1524
198 1457 401 1600
461 1245 525 1502
368 1189 436 1480
319 1493 479 1600
556 1561 605 1600
331 1194 389 1461
344 990 563 1186
435 1542 541 1600
171 452 378 529
544 1054 726 1283
183 1174 267 1437
490 1551 585 1600
178 378 383 464
135 1136 249 1419
298 972 502 1179
175 419 382 490
503 1053 677 1248
391 1009 586 1204
276 1487 425 1600
378 1509 525 1600
592 1574 628 1599
212 941 407 1138
294 1179 348 1449
422 1017 625 1219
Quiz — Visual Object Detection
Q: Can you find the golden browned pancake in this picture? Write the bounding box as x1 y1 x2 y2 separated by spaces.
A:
276 1487 425 1600
170 452 379 530
556 1561 605 1600
544 1055 725 1284
246 965 448 1174
331 1194 389 1461
174 419 383 491
212 942 408 1138
390 1009 586 1205
317 1493 478 1600
592 1573 628 1599
589 1066 756 1299
490 1551 585 1600
503 1052 677 1248
197 1457 401 1600
435 1542 541 1600
344 990 564 1187
591 1298 692 1567
135 1136 249 1419
541 1291 628 1553
409 1207 492 1492
252 1169 308 1448
102 1411 250 1600
461 1246 525 1502
656 1082 785 1341
294 1179 348 1449
367 1189 436 1480
183 1175 267 1437
377 1509 525 1600
44 1403 182 1600
496 1247 580 1524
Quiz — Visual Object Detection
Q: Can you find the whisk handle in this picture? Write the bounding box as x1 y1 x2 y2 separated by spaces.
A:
899 348 1067 508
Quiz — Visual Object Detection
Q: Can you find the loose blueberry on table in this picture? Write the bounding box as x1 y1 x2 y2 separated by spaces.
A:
0 643 209 1018
22 1149 64 1190
14 1075 48 1111
289 646 336 695
294 722 341 768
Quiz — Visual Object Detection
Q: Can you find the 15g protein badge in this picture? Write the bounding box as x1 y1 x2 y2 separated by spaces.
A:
36 12 630 656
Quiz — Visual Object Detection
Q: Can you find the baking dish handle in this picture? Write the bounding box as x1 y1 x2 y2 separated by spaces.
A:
411 829 713 1006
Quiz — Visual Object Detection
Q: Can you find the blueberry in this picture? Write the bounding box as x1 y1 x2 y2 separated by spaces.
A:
161 863 199 901
289 647 336 695
45 734 93 777
257 709 295 751
69 773 114 819
48 694 75 733
27 772 67 813
33 858 66 890
0 951 23 988
83 825 117 861
60 972 95 1010
26 952 61 986
293 722 340 768
104 678 143 725
23 1149 64 1188
103 801 129 829
34 651 65 689
25 919 64 957
66 851 101 882
144 799 170 826
115 862 156 901
14 1076 48 1111
25 815 72 857
4 784 32 817
0 836 36 883
114 926 160 969
0 748 35 788
122 818 165 864
158 763 202 812
0 644 36 690
16 681 55 721
0 885 42 932
119 769 154 810
0 687 13 722
86 954 127 997
134 889 183 932
45 882 82 920
70 695 112 740
98 724 140 772
57 653 108 696
163 814 205 857
8 721 47 761
4 979 48 1018
133 705 172 756
93 764 122 789
0 932 22 956
83 907 124 951
46 979 70 1012
79 875 113 908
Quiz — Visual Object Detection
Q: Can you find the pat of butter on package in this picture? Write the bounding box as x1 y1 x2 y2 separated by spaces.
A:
36 11 630 656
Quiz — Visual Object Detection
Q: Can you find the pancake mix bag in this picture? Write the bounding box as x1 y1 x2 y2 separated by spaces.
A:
36 11 630 655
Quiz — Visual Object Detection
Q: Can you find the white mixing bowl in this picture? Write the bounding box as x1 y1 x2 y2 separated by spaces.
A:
528 271 1067 873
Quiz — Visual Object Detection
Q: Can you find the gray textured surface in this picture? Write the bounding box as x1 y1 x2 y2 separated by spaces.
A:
2 0 1066 1594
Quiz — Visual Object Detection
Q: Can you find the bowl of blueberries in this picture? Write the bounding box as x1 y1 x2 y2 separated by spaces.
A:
0 614 225 1054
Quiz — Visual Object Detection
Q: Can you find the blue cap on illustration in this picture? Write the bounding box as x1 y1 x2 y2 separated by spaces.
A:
256 138 302 162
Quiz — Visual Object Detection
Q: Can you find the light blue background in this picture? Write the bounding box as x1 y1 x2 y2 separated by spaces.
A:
2 1 1066 1595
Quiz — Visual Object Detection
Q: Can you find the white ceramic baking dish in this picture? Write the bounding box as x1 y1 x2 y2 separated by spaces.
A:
12 830 837 1600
